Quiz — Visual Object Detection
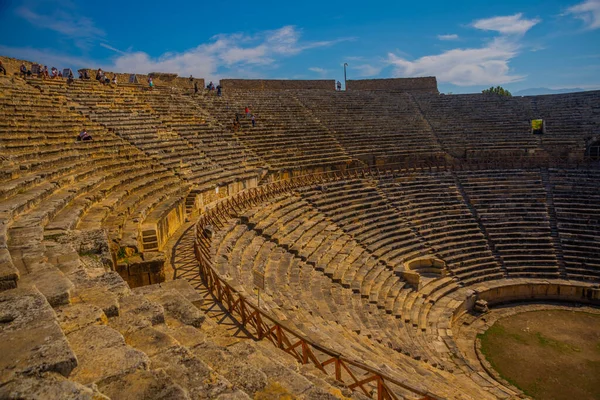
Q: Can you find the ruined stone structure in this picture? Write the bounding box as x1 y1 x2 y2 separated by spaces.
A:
220 79 336 90
346 77 439 93
1 59 599 399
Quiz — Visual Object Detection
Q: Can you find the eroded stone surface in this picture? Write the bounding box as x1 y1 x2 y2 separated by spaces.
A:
20 267 74 307
133 287 205 327
67 324 149 385
0 372 110 400
76 286 120 317
150 346 245 399
56 302 107 334
108 293 165 335
96 369 189 400
124 326 181 357
0 287 77 382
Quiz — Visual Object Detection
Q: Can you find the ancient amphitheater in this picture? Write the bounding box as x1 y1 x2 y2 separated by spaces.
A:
0 56 599 399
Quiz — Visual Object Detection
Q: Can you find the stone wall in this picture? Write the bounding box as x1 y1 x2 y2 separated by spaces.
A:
347 77 438 93
220 79 336 90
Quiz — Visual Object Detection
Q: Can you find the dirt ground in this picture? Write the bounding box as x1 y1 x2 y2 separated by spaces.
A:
479 310 600 400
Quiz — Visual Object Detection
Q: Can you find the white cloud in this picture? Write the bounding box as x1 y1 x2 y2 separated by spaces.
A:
15 4 104 49
472 13 541 35
110 26 349 82
1 25 349 83
352 64 382 77
385 13 541 86
309 67 328 76
438 34 459 41
387 37 524 86
565 0 600 29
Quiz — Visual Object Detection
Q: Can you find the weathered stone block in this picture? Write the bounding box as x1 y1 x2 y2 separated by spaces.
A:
0 288 77 382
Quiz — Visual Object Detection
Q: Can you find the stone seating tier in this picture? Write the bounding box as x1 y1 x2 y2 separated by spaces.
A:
0 269 353 399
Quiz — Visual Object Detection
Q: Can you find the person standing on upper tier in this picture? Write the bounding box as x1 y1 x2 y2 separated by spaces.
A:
148 77 154 90
336 81 341 91
245 106 250 118
251 114 256 128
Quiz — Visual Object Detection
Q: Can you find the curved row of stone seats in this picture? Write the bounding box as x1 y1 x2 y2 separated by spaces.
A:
139 90 267 182
0 78 141 288
0 80 128 185
215 196 466 370
376 172 503 285
455 169 560 278
412 93 542 159
530 90 600 150
208 216 507 399
239 193 401 303
294 90 444 163
549 168 600 280
0 77 189 292
297 179 434 269
230 185 482 365
200 170 600 398
1 248 354 400
212 219 445 371
207 90 354 170
39 80 227 195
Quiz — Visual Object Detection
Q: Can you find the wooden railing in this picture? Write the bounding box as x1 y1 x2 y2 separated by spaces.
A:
192 161 599 399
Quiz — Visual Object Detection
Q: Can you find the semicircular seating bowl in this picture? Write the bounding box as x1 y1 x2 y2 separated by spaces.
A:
1 68 599 399
205 169 600 398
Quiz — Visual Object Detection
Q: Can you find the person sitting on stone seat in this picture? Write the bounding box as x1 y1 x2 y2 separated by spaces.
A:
96 68 104 82
51 67 58 78
0 61 6 76
78 128 92 141
20 63 28 78
245 106 250 118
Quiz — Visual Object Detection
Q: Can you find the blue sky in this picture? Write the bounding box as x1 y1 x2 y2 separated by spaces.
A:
0 0 599 93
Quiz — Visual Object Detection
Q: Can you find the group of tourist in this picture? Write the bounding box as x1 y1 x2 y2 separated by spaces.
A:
207 81 222 96
231 105 256 132
189 76 222 96
95 68 117 86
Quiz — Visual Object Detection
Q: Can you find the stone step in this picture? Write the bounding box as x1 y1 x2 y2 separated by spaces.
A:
0 287 78 383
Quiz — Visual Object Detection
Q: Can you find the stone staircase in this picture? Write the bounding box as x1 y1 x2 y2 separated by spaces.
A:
0 254 361 400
